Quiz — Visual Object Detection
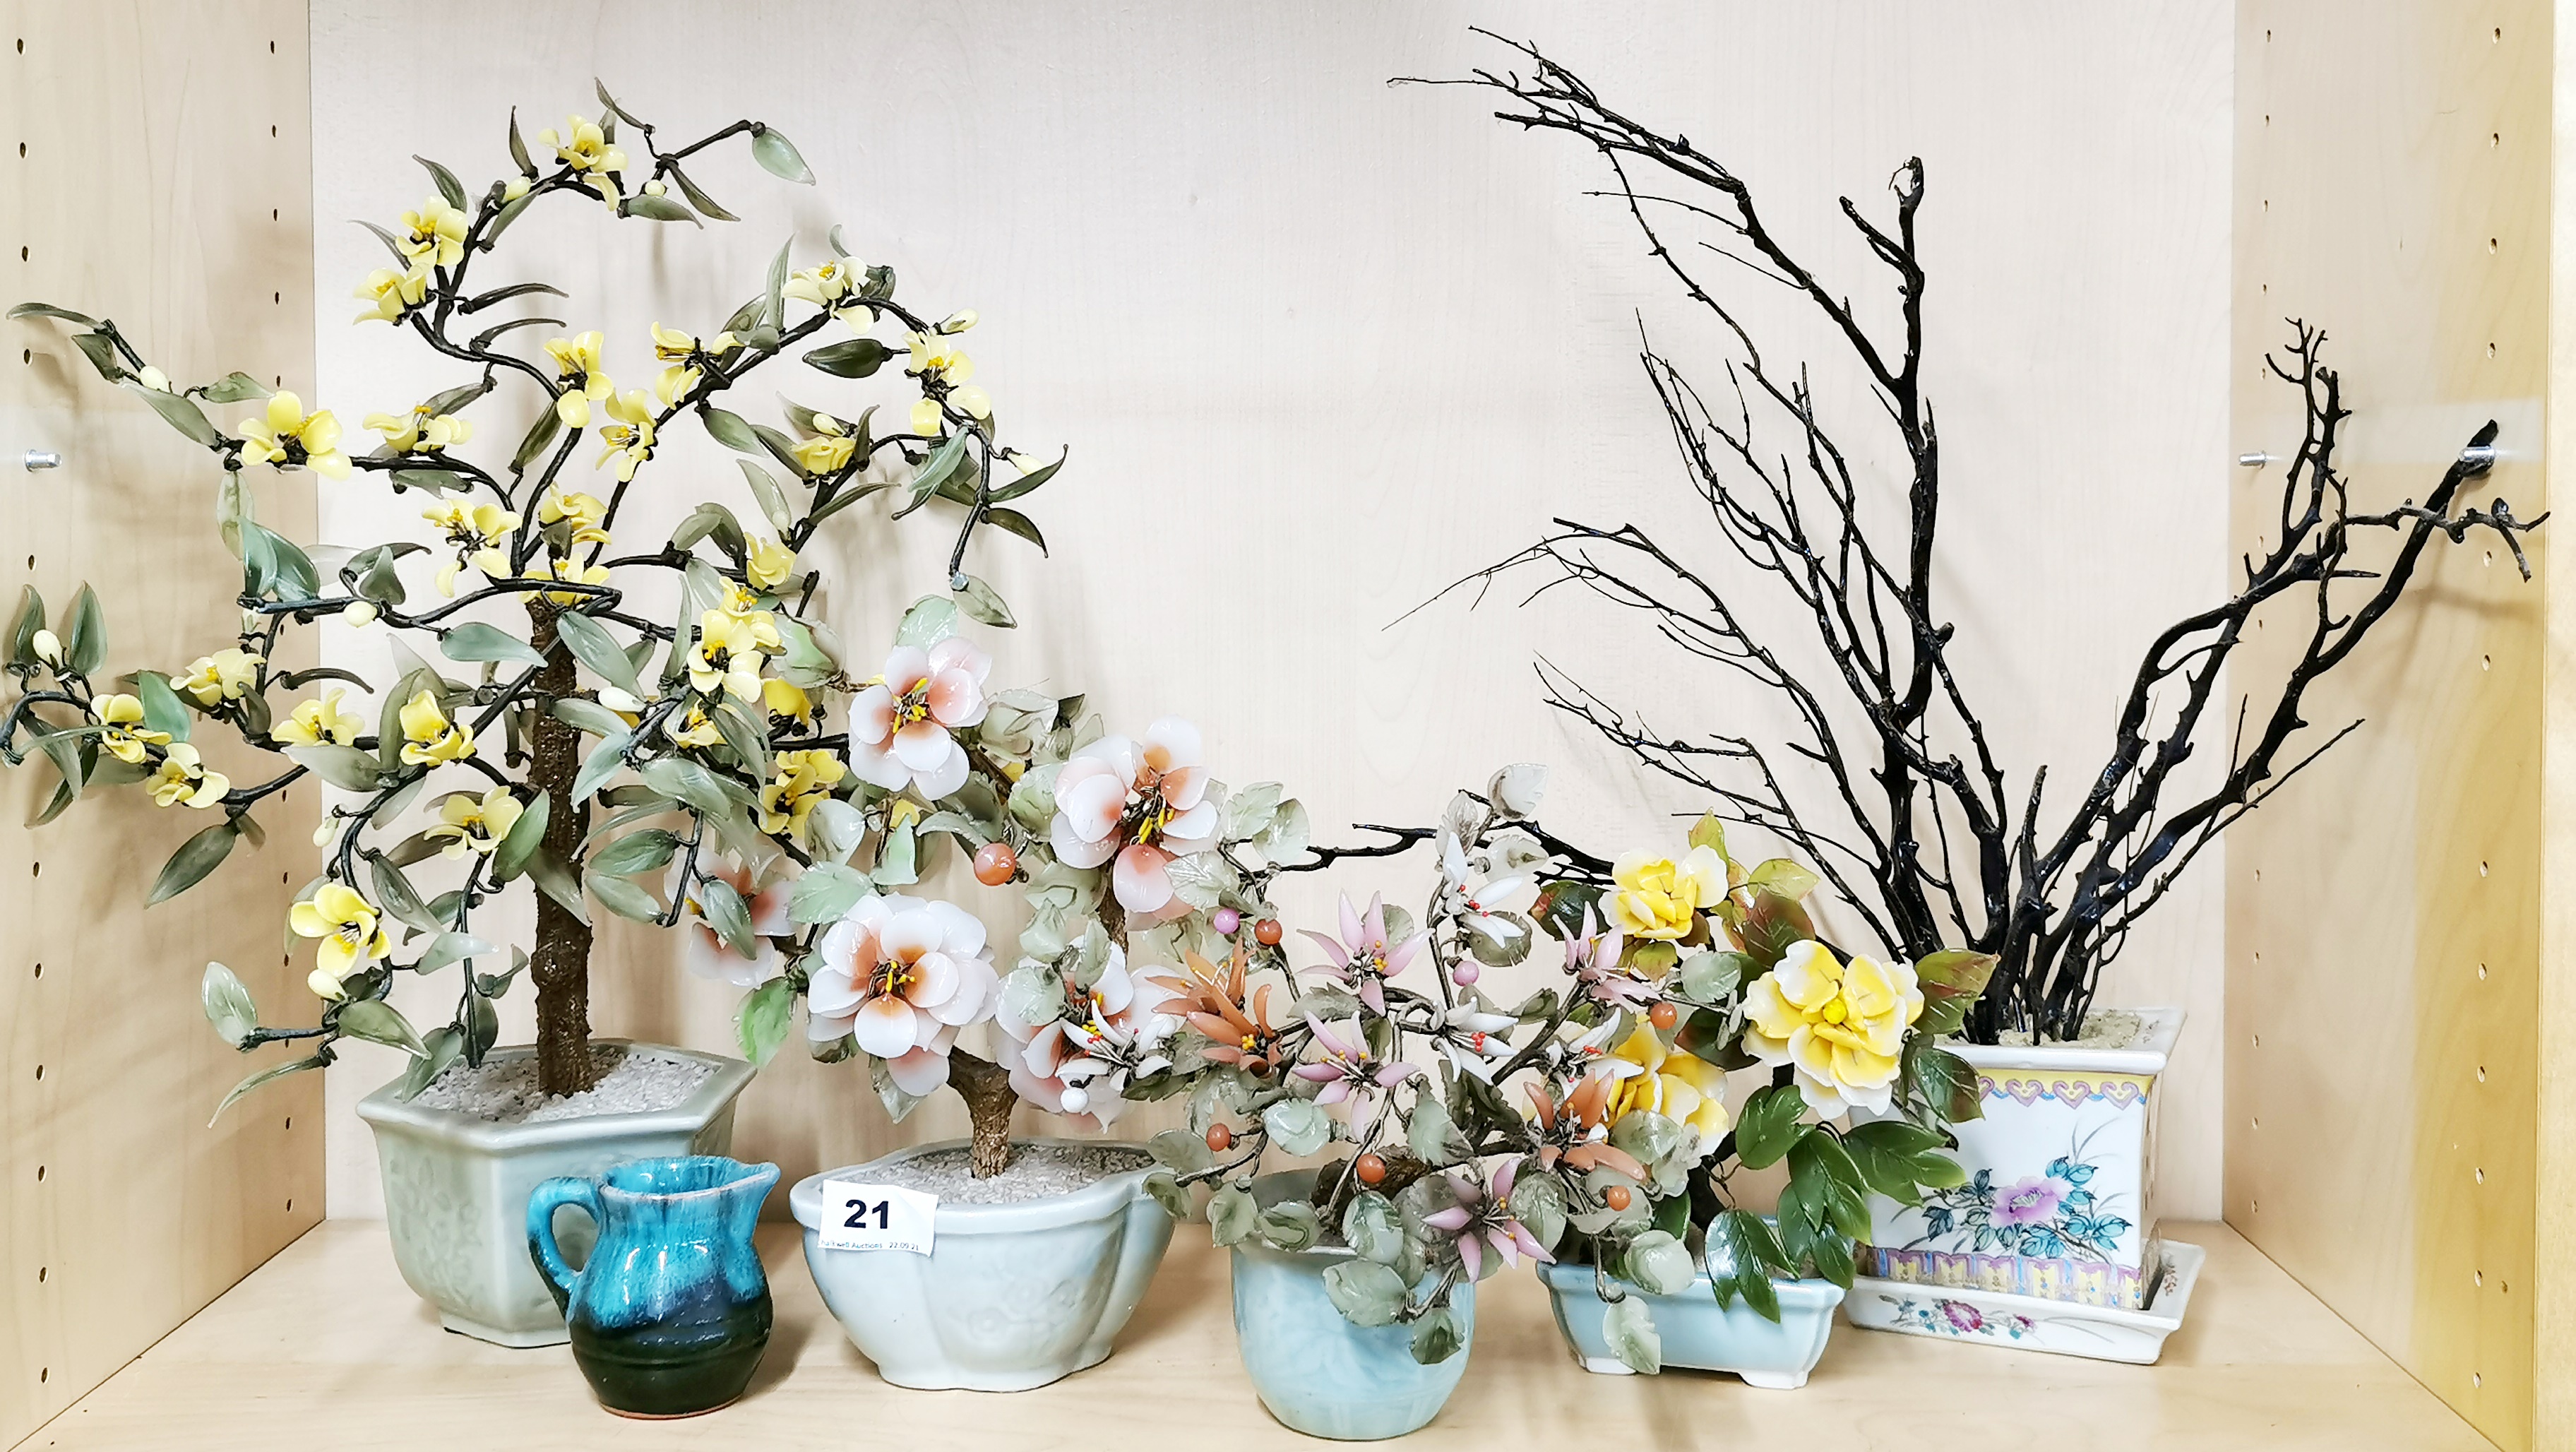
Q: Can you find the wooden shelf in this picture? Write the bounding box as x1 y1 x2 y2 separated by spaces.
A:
17 1220 2485 1450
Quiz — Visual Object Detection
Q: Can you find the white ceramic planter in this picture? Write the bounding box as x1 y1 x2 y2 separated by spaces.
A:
789 1138 1173 1391
1538 1256 1843 1386
1846 1239 2203 1363
1861 1006 2183 1314
354 1040 755 1347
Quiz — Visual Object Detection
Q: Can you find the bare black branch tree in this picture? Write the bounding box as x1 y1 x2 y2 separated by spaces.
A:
1407 34 2542 1042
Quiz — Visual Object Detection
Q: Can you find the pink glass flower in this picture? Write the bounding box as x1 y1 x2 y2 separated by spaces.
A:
1420 1159 1554 1281
1991 1175 2063 1229
681 854 794 989
807 892 998 1095
1290 1014 1419 1114
997 945 1178 1127
1047 718 1219 920
1300 893 1429 1014
849 638 991 800
1565 907 1653 1012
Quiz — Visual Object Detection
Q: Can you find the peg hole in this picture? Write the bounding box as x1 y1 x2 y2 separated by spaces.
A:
2252 1033 2261 1047
31 1064 40 1080
2479 1065 2487 1082
2492 133 2501 148
2476 1270 2484 1286
2481 861 2491 876
2475 1374 2484 1389
2480 963 2490 980
35 1165 44 1182
35 1267 43 1283
2482 654 2492 670
2476 1167 2486 1184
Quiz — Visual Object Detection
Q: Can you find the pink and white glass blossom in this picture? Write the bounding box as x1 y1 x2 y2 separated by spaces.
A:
807 891 1000 1095
849 637 991 800
1048 718 1219 920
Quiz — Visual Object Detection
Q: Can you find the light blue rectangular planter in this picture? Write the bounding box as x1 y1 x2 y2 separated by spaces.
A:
1538 1256 1844 1387
1232 1170 1475 1441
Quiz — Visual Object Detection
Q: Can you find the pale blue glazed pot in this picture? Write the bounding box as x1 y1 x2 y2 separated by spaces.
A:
789 1138 1172 1391
1538 1250 1844 1387
528 1155 778 1417
1232 1170 1476 1440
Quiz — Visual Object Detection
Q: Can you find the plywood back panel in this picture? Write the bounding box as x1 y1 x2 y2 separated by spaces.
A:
2227 5 2546 1448
0 4 321 1446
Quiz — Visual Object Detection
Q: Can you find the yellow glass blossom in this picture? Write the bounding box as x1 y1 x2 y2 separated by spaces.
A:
545 557 610 605
689 610 769 701
1743 941 1926 1117
290 883 390 996
595 388 657 482
399 196 469 268
236 393 352 480
1607 845 1728 941
147 742 228 809
273 688 362 747
761 676 813 728
424 786 525 859
365 402 475 453
745 536 796 592
544 332 614 427
178 647 263 707
670 704 725 749
710 585 783 650
423 501 518 597
1607 1027 1731 1143
94 694 171 764
537 114 627 203
938 309 978 334
353 264 429 323
782 260 852 306
788 412 856 475
397 689 477 765
759 749 846 836
649 321 735 405
537 489 611 547
907 330 974 387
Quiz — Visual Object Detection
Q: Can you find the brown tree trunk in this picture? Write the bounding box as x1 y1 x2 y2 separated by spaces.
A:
526 600 597 1097
950 1050 1018 1178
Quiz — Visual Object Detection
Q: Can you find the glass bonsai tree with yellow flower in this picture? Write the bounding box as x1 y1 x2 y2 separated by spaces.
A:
1113 768 1990 1373
0 83 1212 1143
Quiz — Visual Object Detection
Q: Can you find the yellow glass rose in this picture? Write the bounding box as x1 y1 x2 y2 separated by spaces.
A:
94 694 169 764
273 688 362 747
147 742 227 808
1743 940 1925 1116
178 647 263 707
1607 1027 1731 1143
1607 845 1727 940
425 787 524 859
290 883 390 998
235 392 352 479
397 689 476 766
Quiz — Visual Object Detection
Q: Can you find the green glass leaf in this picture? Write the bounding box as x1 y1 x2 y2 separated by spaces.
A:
587 869 663 923
200 962 257 1047
285 744 383 792
737 977 794 1066
7 302 97 326
1320 1259 1407 1328
667 164 739 222
1732 1083 1805 1170
623 193 702 227
952 573 1015 629
492 790 549 881
588 828 679 878
1602 1296 1661 1374
370 855 443 934
63 583 105 675
130 381 220 446
801 337 890 378
548 697 626 739
738 460 794 535
7 584 43 667
209 1054 325 1126
149 819 240 905
1207 1184 1258 1247
338 998 429 1057
1262 1097 1331 1157
788 860 869 923
415 155 467 210
551 609 640 696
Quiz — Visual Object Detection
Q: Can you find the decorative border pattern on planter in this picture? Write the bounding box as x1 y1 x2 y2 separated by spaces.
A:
1845 1239 2203 1364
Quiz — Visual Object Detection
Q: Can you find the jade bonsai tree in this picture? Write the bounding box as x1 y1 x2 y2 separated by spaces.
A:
1414 35 2544 1042
0 83 1312 1178
1104 768 1987 1371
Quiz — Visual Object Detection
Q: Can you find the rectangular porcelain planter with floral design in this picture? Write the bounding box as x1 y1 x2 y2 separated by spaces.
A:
1859 1006 2183 1319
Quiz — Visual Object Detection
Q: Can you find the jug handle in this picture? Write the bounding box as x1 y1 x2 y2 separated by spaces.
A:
527 1176 603 1313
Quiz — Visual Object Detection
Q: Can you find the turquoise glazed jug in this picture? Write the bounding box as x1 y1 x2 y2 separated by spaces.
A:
527 1155 778 1417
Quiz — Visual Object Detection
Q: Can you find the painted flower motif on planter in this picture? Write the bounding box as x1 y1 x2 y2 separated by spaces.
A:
1912 1142 2132 1262
998 943 1176 1125
1882 1295 2035 1341
1421 1160 1554 1280
1047 718 1218 921
1299 891 1427 1014
1741 939 1924 1116
847 638 990 800
808 892 1000 1096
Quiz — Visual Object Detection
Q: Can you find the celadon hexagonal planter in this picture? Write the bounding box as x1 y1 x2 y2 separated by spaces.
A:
354 1040 756 1347
789 1137 1173 1391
